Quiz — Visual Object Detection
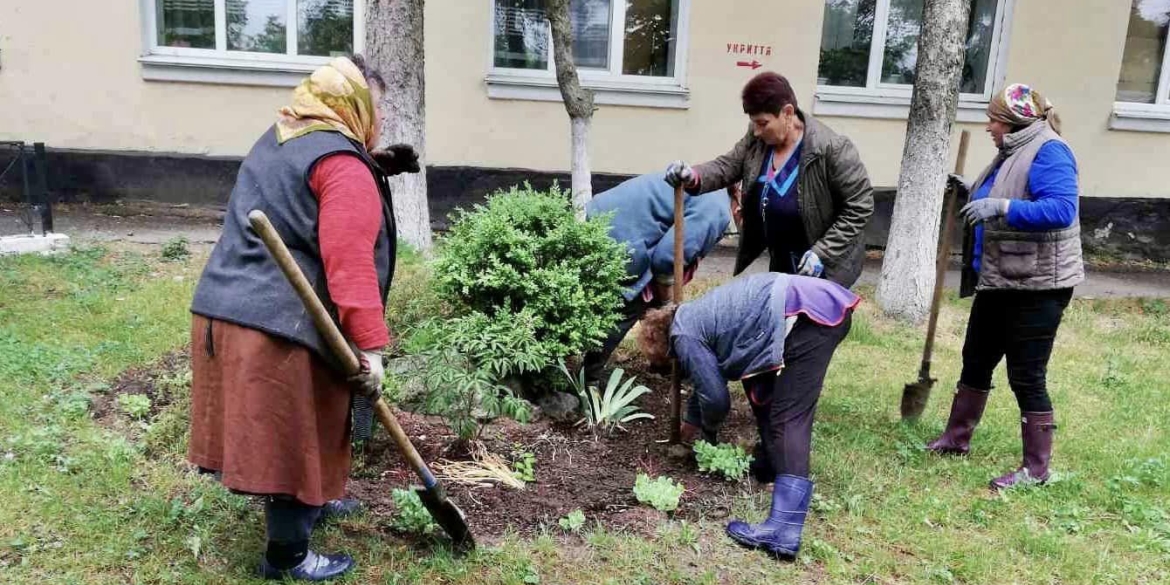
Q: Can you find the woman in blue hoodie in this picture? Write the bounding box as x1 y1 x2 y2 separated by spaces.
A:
582 172 733 383
637 272 859 560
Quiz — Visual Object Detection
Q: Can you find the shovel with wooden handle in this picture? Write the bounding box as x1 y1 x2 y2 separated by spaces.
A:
669 183 685 443
247 209 476 550
900 130 970 421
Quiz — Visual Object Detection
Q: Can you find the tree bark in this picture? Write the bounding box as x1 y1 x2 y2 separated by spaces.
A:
365 0 433 251
876 0 971 323
547 0 595 218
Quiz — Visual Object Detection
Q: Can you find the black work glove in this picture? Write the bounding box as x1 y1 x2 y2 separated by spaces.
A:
371 144 421 176
947 173 970 197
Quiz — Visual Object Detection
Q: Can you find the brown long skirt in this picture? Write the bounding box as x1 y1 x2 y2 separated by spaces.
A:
187 314 352 506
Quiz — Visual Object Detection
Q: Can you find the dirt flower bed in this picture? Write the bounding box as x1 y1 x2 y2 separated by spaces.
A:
100 350 766 541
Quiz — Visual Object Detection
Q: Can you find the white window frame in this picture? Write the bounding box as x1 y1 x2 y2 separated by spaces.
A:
1111 20 1170 133
813 0 1015 122
138 0 366 87
484 0 691 109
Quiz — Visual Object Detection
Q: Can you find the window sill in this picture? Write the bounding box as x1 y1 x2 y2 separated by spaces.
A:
139 54 325 87
485 74 689 109
813 91 990 123
1109 103 1170 133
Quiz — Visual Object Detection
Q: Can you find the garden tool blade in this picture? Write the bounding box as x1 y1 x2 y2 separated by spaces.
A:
415 484 476 551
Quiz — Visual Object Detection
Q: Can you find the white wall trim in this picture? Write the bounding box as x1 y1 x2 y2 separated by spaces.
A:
485 74 689 109
813 92 989 123
1110 103 1170 133
139 55 318 87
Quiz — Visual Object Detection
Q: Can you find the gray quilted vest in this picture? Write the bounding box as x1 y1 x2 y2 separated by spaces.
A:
191 126 396 366
972 123 1084 291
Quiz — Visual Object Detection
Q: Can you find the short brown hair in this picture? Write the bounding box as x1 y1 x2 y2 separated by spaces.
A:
741 72 797 116
637 304 679 368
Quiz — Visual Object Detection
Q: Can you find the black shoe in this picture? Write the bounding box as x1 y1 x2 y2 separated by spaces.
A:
260 550 354 582
319 498 363 523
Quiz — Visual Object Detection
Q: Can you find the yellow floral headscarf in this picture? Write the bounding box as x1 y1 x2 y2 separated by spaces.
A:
276 57 378 151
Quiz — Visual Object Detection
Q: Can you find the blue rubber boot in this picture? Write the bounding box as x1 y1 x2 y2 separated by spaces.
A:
726 474 813 560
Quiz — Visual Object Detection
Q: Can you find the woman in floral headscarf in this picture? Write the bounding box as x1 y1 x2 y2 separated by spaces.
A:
188 55 419 581
926 84 1083 491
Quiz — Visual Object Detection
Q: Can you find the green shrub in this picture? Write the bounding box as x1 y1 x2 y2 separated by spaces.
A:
432 183 628 375
391 489 437 535
633 474 684 513
693 440 753 481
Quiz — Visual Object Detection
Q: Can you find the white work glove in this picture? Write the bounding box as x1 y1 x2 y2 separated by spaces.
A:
348 349 385 401
960 198 1010 226
796 249 824 278
664 160 697 189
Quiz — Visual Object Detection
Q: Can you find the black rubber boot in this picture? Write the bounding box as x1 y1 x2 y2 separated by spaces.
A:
261 497 354 581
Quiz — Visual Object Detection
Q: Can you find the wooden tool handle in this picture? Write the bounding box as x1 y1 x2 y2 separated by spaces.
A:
669 184 685 443
921 130 971 366
247 210 438 489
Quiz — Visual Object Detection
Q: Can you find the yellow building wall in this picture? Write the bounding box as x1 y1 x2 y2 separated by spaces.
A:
0 0 1165 198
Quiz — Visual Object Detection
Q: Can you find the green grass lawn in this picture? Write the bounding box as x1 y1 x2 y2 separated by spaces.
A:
0 246 1167 584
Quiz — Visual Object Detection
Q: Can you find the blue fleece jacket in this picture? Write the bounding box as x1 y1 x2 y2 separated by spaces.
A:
586 173 732 301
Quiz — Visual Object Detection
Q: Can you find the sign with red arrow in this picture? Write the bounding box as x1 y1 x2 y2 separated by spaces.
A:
728 43 771 70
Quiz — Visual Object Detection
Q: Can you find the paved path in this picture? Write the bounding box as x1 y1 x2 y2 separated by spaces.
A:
5 202 1168 298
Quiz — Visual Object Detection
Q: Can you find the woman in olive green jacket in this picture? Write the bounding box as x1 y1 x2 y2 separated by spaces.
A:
665 72 874 288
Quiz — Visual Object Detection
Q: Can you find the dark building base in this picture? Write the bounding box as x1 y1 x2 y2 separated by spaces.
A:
2 148 1167 261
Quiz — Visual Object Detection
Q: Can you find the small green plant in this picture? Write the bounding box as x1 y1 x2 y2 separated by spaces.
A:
559 362 654 433
160 237 191 262
558 509 586 533
391 489 437 535
693 440 753 481
512 450 536 483
116 394 152 419
633 473 684 513
412 333 532 441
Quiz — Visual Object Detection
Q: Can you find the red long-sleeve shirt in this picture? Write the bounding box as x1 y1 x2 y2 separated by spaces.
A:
309 153 391 351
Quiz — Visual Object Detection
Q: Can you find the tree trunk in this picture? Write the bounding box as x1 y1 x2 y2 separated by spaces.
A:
365 0 433 251
875 0 971 323
547 0 595 218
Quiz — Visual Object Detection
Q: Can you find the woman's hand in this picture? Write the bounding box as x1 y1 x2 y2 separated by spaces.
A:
371 144 421 176
665 160 697 189
348 349 385 401
796 250 824 278
960 198 1009 226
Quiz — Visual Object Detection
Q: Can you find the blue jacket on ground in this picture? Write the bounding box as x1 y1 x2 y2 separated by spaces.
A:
972 141 1079 272
586 173 732 301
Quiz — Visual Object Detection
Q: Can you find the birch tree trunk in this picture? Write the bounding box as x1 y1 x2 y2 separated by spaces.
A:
366 0 433 251
875 0 971 323
547 0 595 218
